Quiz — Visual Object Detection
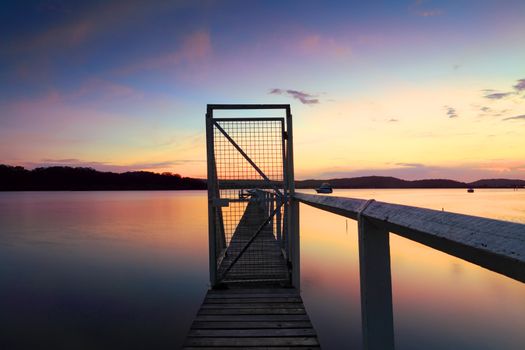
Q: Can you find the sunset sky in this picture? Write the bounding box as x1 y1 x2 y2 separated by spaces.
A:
1 0 524 181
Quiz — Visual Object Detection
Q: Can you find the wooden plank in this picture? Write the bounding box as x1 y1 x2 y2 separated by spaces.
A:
206 293 299 299
201 302 305 309
183 348 320 350
194 314 311 322
184 336 320 347
198 308 306 315
207 288 297 294
204 297 302 303
188 328 317 337
190 321 313 329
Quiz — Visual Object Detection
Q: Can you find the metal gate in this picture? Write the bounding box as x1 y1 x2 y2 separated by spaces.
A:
206 104 298 287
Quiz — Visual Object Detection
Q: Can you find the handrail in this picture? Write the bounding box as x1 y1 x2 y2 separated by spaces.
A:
295 192 525 349
294 192 525 283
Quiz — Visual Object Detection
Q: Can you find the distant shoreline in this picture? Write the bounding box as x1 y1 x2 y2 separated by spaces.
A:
1 165 524 191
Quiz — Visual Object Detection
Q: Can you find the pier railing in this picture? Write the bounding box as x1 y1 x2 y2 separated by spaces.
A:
293 192 525 350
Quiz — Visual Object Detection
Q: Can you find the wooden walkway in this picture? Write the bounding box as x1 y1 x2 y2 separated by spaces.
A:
218 200 289 283
183 287 320 349
185 199 320 348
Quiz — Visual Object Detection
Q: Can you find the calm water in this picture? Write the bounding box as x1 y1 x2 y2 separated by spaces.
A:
0 189 524 349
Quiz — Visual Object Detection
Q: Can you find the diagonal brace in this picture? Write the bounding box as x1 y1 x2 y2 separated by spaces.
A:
219 202 284 281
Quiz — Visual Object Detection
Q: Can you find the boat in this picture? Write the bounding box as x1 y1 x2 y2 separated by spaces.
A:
467 188 474 193
316 183 333 194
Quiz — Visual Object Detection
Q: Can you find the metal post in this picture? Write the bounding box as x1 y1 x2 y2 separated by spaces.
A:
286 106 300 288
358 216 395 350
276 196 282 245
270 193 275 234
206 105 217 287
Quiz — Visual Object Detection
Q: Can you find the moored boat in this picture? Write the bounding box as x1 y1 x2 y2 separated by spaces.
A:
316 183 333 194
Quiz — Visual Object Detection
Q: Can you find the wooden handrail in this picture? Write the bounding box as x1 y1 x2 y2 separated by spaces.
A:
294 192 525 283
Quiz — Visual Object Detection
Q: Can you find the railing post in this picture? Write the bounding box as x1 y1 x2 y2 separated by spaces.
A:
358 216 395 350
289 198 300 287
286 106 300 288
206 106 217 287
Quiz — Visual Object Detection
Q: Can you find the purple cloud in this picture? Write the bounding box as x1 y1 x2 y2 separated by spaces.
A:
395 162 424 167
484 92 513 99
502 114 525 121
410 0 443 17
269 88 319 104
444 105 458 118
513 79 525 92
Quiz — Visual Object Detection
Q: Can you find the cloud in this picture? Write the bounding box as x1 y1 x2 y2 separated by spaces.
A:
115 30 212 75
416 9 443 17
388 118 399 122
410 0 443 17
3 1 159 55
299 34 351 57
269 88 319 105
484 92 513 100
23 159 205 173
513 79 525 92
395 162 424 167
502 115 525 121
444 105 458 118
68 78 144 103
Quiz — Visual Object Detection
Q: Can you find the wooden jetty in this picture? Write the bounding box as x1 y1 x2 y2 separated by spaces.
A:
184 104 525 350
183 104 319 348
184 200 320 349
184 287 319 349
217 200 289 283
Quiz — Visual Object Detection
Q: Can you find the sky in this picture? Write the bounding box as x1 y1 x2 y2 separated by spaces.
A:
1 0 525 181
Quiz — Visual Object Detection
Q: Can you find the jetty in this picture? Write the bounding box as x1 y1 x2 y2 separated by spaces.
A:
185 104 525 349
184 200 319 348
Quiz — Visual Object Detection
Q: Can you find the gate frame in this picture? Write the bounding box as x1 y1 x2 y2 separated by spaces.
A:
205 104 298 288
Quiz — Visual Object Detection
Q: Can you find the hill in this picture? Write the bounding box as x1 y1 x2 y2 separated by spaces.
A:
296 176 466 189
0 165 206 191
1 165 524 190
468 178 525 188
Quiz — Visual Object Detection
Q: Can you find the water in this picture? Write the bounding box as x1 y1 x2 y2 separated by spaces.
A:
0 189 524 349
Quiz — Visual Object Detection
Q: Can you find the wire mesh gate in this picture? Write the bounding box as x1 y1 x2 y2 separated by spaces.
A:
206 104 298 287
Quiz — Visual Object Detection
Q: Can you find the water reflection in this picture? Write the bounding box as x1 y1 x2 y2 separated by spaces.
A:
0 189 524 349
0 191 209 349
299 189 525 350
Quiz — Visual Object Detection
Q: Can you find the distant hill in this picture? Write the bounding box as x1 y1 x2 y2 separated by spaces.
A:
0 165 206 191
468 178 525 188
296 176 525 189
296 176 466 189
1 165 524 190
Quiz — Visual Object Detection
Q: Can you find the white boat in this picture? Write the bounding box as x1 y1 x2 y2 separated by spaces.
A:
316 183 333 194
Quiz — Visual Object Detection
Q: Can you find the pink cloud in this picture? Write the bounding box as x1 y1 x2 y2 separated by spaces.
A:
68 78 145 102
115 30 212 75
299 34 351 57
18 159 205 173
410 0 443 17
